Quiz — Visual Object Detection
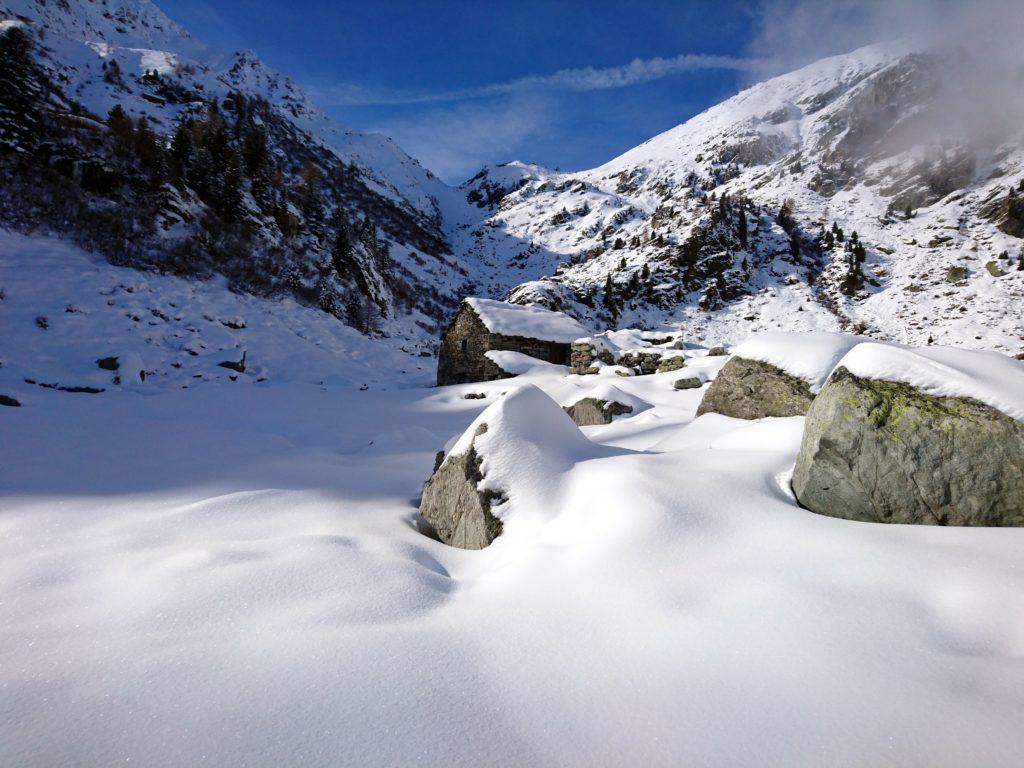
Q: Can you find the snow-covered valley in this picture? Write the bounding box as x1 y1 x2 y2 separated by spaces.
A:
3 233 1024 766
6 341 1024 767
4 1 1024 764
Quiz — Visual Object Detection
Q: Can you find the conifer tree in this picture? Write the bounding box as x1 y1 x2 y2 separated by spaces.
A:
737 206 747 247
106 105 135 148
0 26 42 154
220 150 244 222
169 121 193 182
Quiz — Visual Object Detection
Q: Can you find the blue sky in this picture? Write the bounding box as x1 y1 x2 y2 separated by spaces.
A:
156 0 871 183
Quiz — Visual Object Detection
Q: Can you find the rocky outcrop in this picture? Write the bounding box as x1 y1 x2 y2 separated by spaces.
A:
419 424 505 549
564 398 633 426
696 357 815 419
793 367 1024 526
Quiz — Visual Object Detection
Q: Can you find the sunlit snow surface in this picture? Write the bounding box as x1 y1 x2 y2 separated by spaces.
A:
2 236 1024 767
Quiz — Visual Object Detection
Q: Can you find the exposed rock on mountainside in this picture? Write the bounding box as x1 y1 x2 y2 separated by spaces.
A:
696 357 815 419
793 367 1024 526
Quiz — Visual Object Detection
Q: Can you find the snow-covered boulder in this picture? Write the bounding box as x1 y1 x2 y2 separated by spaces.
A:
793 345 1024 526
561 383 645 426
696 332 862 420
419 385 591 549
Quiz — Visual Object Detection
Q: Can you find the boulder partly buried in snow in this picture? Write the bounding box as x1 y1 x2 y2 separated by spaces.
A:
419 423 505 549
419 384 592 549
562 383 646 426
696 357 816 419
696 331 863 420
793 345 1024 526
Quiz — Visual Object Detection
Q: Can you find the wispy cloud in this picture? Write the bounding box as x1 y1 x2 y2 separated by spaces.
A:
310 52 762 106
366 93 561 184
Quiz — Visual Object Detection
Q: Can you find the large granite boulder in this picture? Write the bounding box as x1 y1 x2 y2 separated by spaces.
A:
793 367 1024 526
696 357 815 419
420 424 504 549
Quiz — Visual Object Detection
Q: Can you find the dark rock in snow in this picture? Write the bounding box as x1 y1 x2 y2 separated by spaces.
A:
217 350 247 373
0 394 21 407
696 357 814 419
563 397 633 426
419 424 504 549
673 376 702 390
96 356 119 371
793 367 1024 526
707 346 728 357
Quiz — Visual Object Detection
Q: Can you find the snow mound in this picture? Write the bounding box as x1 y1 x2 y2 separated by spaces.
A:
446 385 601 532
836 344 1024 422
465 298 589 343
733 331 865 392
484 350 567 376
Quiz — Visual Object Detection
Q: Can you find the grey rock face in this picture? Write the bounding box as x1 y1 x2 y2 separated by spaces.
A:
793 367 1024 526
564 398 633 426
419 425 504 549
673 376 702 390
696 357 815 419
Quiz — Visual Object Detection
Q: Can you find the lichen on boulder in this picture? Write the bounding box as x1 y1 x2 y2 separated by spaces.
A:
656 355 685 373
696 357 815 419
793 367 1024 526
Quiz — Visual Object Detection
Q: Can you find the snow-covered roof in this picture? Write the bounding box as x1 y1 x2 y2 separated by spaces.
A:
465 298 588 344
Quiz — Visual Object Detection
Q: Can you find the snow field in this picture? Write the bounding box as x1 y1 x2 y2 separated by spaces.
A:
3 369 1024 767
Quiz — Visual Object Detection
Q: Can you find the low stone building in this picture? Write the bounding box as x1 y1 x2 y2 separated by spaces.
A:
437 298 589 385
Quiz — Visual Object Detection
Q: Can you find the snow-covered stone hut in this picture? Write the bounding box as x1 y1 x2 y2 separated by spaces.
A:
437 298 588 385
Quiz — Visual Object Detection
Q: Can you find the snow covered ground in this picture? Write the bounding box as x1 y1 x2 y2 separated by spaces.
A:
3 234 1024 767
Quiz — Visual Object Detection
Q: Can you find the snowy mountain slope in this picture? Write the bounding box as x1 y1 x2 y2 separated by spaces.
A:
0 229 434 399
0 0 479 347
2 0 455 221
462 43 1024 353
